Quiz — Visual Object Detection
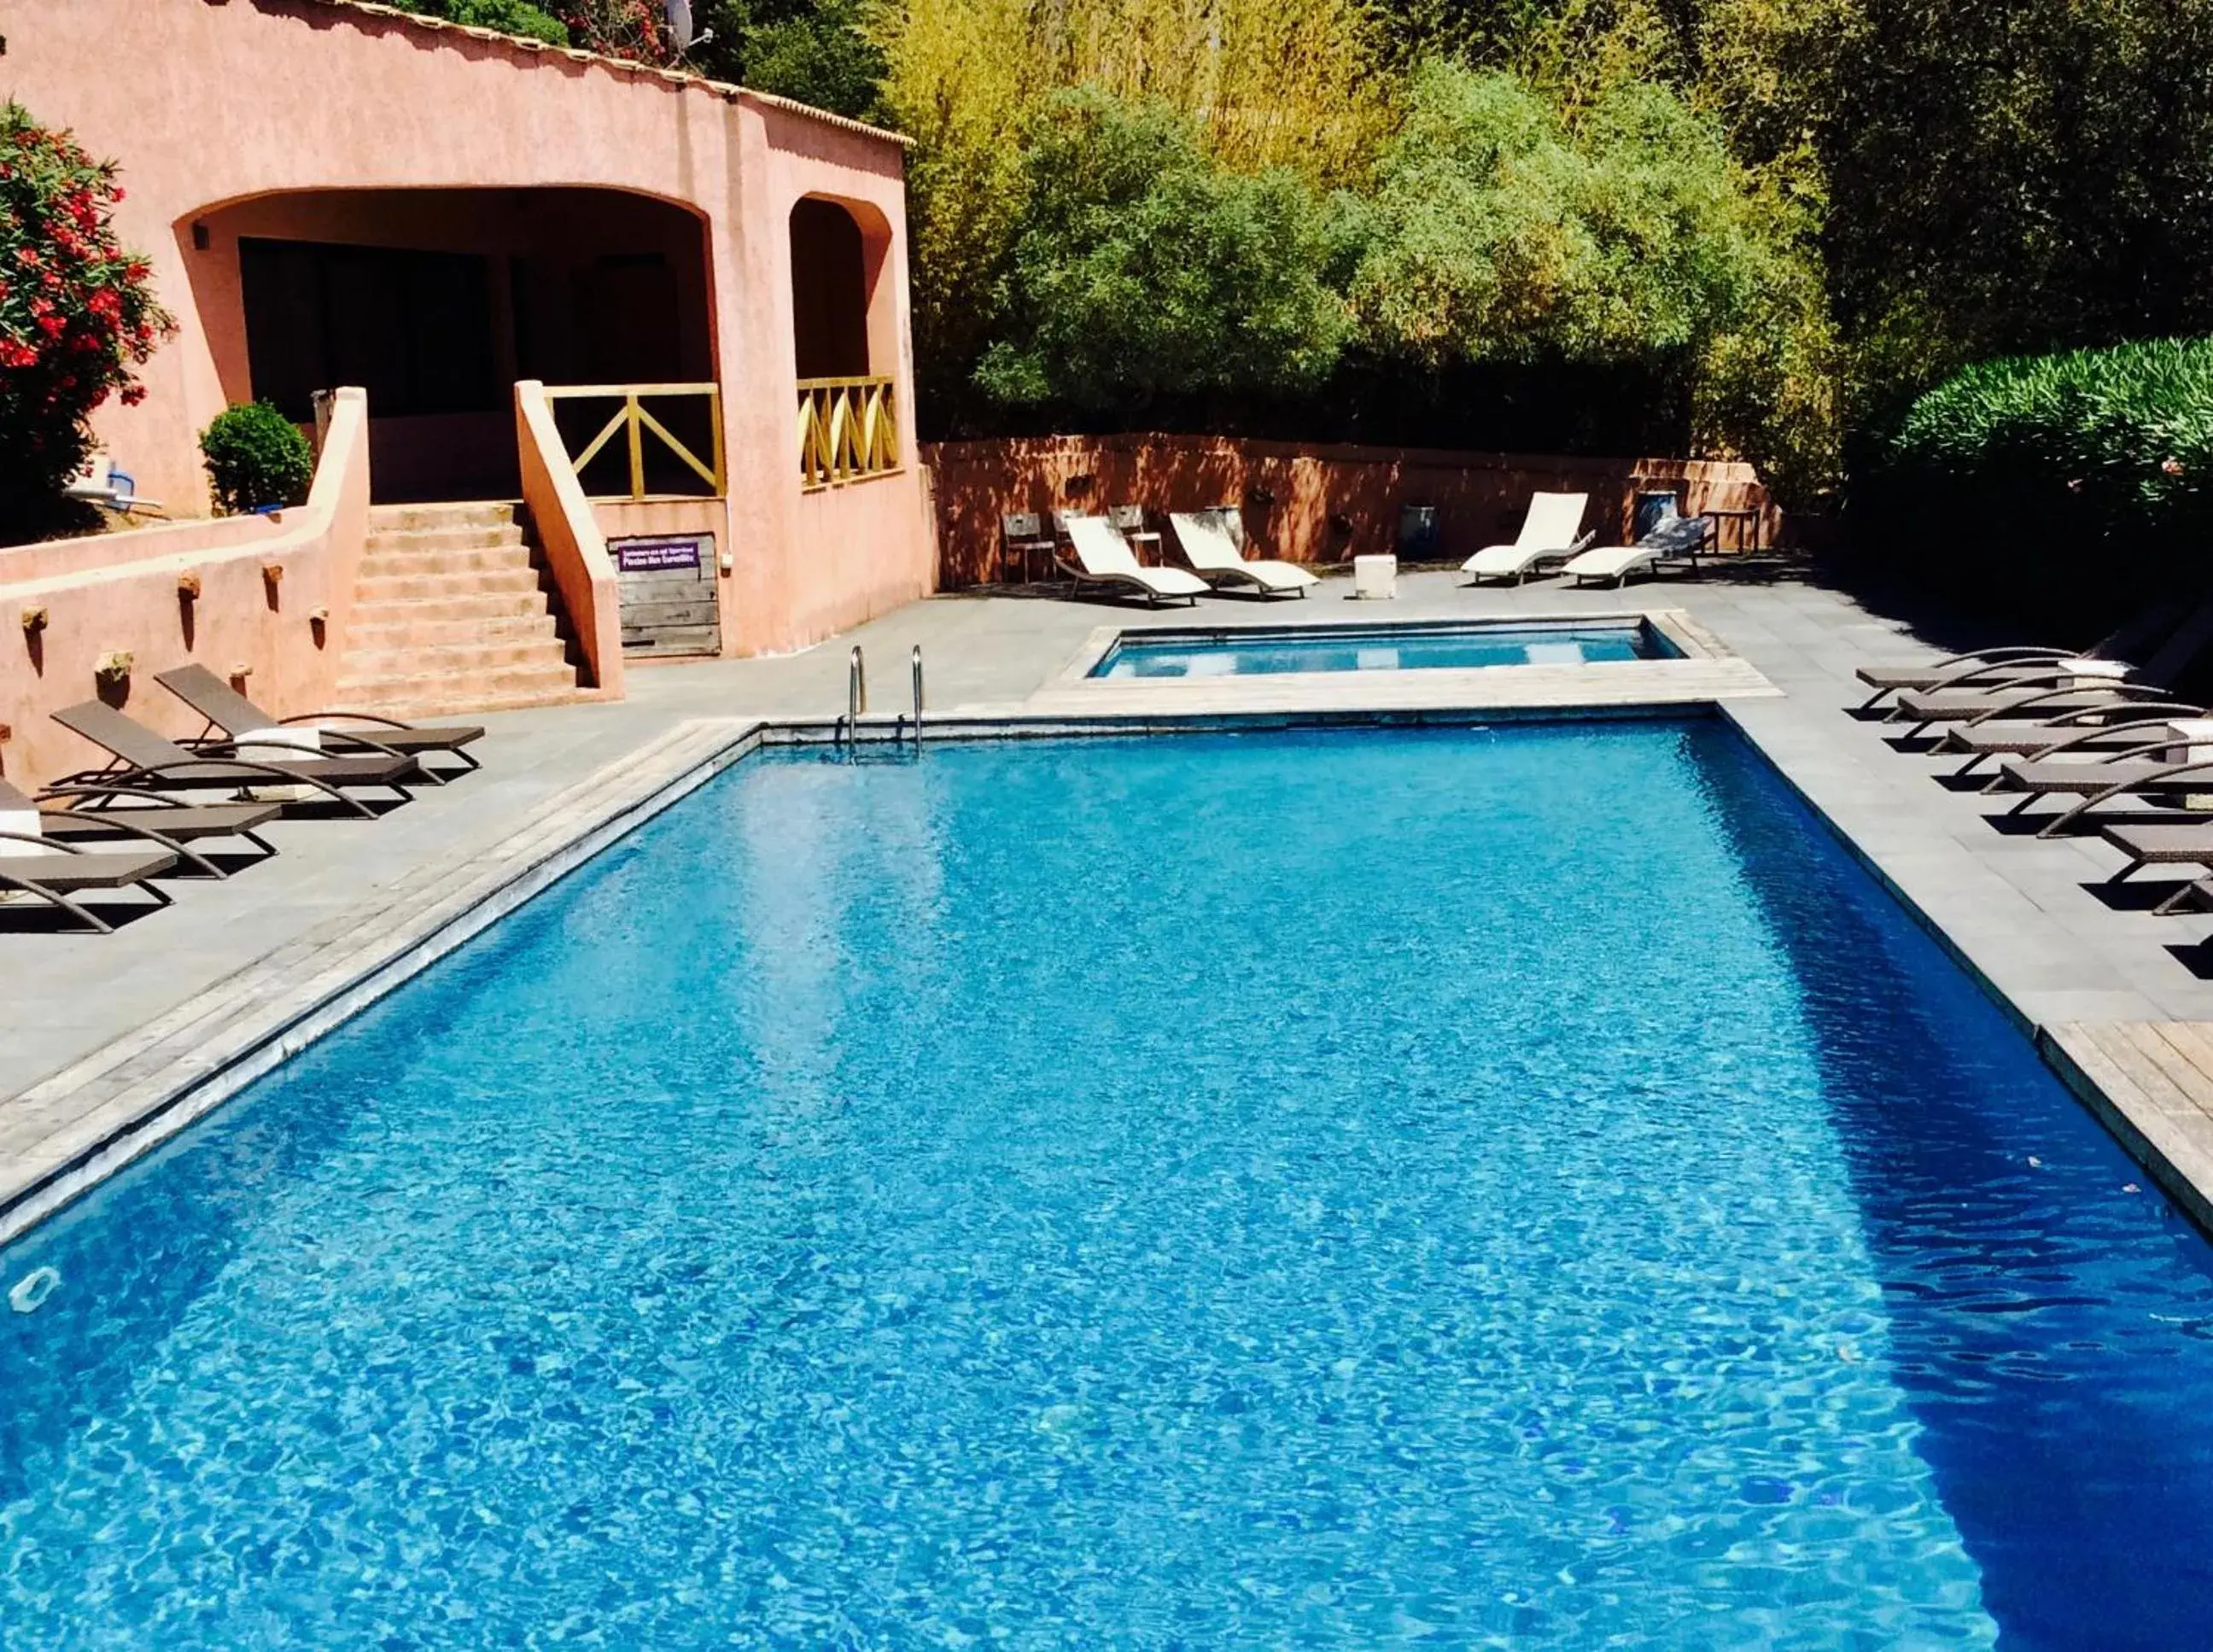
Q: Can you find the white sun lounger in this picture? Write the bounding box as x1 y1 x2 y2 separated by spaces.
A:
1168 510 1317 597
1562 515 1712 587
1060 515 1209 606
1462 493 1594 584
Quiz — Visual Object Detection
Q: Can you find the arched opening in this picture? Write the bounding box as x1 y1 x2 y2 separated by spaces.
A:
789 196 901 489
190 187 715 503
788 197 873 379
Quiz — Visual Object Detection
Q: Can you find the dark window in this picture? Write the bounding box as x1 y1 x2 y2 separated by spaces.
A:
240 237 499 420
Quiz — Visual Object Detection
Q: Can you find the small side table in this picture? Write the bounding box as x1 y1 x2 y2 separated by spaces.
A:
1700 506 1764 554
1352 553 1398 599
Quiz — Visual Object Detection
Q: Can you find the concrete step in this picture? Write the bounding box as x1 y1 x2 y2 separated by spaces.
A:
342 636 575 679
365 501 519 534
347 611 562 651
359 543 536 578
355 567 548 604
347 588 553 626
336 661 588 717
362 524 527 556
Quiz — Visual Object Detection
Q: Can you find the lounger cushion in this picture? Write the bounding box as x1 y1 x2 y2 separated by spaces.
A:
1132 566 1211 598
232 725 323 754
1562 545 1652 582
1241 561 1318 591
1463 541 1582 576
0 807 42 858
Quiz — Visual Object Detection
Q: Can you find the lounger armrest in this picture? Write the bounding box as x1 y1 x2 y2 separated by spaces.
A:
2023 718 2203 760
0 830 83 855
277 710 415 731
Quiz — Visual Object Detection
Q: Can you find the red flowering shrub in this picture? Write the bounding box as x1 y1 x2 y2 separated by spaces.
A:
551 0 674 63
0 102 172 540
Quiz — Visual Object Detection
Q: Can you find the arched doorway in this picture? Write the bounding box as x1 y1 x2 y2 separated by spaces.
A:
192 187 715 502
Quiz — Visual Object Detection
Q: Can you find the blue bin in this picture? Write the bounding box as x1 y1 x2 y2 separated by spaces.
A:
1398 504 1439 559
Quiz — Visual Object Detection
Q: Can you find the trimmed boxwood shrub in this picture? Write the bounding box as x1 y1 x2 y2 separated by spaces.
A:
199 401 313 515
1859 337 2213 631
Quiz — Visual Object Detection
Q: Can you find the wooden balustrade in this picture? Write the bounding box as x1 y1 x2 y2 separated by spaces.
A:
798 377 901 490
543 382 724 501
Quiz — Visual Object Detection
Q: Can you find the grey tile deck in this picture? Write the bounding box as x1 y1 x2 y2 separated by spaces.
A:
10 561 2213 1240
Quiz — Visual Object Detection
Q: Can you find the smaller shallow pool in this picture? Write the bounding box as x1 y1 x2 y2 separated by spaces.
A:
1090 618 1678 679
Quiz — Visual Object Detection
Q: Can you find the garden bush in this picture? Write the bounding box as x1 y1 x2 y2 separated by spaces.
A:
198 401 314 515
396 0 569 45
0 102 171 544
1861 337 2213 627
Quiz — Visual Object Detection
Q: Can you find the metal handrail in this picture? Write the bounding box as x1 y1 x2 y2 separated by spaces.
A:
910 645 924 748
542 382 724 500
843 645 867 750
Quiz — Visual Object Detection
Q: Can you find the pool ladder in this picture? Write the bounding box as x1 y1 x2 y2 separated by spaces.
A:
837 645 924 751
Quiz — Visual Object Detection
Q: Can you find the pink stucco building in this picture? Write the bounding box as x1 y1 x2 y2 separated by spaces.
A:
0 0 934 784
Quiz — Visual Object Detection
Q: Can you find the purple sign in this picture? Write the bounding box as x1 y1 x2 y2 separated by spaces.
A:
613 534 708 573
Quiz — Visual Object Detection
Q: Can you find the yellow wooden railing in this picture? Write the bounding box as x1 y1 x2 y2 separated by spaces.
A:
798 377 900 490
543 382 724 500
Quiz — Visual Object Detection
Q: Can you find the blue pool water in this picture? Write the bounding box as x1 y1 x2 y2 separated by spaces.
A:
1090 620 1673 677
5 725 2213 1648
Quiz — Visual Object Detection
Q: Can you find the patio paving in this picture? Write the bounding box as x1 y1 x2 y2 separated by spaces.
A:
9 562 2213 1237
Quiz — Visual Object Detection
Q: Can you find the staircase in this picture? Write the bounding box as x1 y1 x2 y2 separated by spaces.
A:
336 503 591 717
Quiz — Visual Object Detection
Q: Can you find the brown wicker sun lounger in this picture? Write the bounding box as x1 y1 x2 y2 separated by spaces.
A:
50 700 420 818
0 830 178 933
1853 602 2198 710
1993 748 2213 837
2099 822 2213 912
1890 680 2176 739
1941 705 2207 779
154 663 483 784
0 777 278 879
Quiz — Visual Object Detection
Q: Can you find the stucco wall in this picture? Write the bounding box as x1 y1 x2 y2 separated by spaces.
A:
924 435 1778 587
0 0 936 657
0 389 372 791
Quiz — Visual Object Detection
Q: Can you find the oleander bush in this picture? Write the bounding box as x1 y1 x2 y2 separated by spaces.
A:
198 401 315 515
1864 338 2213 624
0 102 172 544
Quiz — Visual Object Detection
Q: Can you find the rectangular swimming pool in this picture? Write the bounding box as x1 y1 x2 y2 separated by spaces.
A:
4 724 2211 1648
1089 617 1679 678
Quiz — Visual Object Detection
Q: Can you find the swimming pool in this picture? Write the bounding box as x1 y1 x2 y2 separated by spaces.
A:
4 724 2211 1648
1089 618 1678 678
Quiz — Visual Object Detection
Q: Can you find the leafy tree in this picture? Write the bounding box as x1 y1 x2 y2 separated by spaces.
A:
0 104 172 542
1349 61 1836 495
394 0 570 46
972 90 1355 417
687 0 885 120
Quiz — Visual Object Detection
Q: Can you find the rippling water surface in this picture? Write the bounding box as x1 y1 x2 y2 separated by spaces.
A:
5 725 2213 1649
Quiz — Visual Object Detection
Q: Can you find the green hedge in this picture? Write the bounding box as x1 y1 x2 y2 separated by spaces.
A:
1860 338 2213 628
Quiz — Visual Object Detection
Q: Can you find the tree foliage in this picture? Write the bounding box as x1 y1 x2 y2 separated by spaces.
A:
394 0 571 46
973 92 1356 417
688 0 886 118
